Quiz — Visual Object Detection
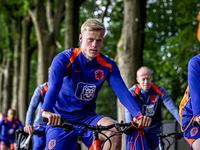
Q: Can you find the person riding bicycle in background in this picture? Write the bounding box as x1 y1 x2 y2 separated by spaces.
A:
24 81 48 150
179 54 200 150
23 67 51 150
41 18 152 150
0 109 23 150
125 66 181 150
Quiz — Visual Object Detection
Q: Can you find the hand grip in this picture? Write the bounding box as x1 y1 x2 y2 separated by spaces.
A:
42 117 64 124
43 117 48 122
192 121 200 126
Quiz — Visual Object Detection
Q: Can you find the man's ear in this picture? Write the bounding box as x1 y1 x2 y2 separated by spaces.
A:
79 34 82 43
136 77 139 83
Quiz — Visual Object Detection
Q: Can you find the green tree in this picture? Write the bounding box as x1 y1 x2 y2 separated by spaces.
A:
144 0 200 120
0 0 24 114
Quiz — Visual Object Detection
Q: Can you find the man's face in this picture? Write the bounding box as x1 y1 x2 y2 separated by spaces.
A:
79 30 104 61
137 70 153 91
7 110 15 122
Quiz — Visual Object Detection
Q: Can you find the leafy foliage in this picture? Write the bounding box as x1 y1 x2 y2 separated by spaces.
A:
144 0 200 120
1 0 200 121
96 82 117 120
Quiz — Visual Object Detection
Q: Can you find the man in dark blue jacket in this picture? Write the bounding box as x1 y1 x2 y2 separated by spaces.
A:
125 66 180 150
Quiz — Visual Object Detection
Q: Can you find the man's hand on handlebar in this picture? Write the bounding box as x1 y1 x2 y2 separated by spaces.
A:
24 125 33 136
41 111 61 126
133 115 152 129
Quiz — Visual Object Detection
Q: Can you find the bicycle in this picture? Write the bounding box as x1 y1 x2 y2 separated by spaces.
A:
125 125 183 150
43 118 183 150
16 128 45 150
147 131 183 150
43 117 140 150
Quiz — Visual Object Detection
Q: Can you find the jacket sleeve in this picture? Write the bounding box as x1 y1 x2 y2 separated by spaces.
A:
25 86 43 126
188 54 200 119
161 87 181 124
125 108 134 123
42 52 70 112
108 63 143 118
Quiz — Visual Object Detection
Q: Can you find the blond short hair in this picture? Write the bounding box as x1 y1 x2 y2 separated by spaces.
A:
81 19 105 34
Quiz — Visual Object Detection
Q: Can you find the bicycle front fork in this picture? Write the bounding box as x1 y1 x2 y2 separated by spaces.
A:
89 131 101 150
158 137 164 150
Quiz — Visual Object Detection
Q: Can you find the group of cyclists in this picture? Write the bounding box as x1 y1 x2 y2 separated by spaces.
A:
0 18 200 150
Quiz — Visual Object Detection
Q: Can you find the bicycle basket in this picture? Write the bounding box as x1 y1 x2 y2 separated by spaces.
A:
16 128 33 150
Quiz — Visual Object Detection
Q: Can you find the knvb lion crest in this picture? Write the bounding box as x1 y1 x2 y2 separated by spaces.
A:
143 104 155 117
190 127 198 137
150 95 157 102
95 70 104 81
49 139 56 149
75 82 96 101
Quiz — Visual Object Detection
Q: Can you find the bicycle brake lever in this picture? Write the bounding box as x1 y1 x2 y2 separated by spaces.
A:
52 125 63 128
176 132 183 139
123 125 136 135
193 121 200 126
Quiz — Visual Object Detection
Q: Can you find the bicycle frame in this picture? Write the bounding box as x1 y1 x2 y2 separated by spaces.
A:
158 136 164 150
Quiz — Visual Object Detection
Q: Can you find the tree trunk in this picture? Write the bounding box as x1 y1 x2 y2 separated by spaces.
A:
28 0 48 86
65 0 80 49
2 52 12 114
0 70 2 112
18 15 30 124
12 18 21 111
116 0 146 149
28 0 65 86
46 0 65 66
0 56 6 112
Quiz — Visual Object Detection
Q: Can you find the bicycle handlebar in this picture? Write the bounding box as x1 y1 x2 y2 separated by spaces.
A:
17 128 45 137
150 132 183 139
42 117 139 133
